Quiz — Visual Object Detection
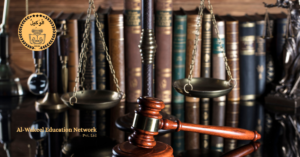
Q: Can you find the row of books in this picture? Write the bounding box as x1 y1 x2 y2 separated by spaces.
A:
39 0 287 155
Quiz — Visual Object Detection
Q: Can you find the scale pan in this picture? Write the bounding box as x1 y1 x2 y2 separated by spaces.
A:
61 90 121 110
173 78 233 98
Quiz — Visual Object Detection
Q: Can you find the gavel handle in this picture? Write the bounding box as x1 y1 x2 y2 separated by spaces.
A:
160 119 261 141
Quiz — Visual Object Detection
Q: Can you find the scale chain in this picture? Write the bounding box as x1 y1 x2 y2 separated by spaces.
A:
69 0 124 104
184 0 205 93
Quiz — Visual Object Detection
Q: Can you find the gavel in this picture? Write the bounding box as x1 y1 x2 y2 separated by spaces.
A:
128 96 261 149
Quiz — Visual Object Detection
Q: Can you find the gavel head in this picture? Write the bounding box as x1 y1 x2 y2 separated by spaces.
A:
128 96 165 149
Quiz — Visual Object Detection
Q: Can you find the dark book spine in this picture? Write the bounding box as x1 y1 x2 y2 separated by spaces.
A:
224 101 240 152
96 11 109 137
96 13 108 91
172 103 185 156
185 97 200 150
155 0 172 145
266 19 274 84
79 110 97 135
172 14 187 104
125 0 142 112
274 17 287 82
237 101 256 147
210 101 226 152
184 13 201 150
239 21 256 101
225 20 240 101
200 12 212 149
255 21 266 97
108 13 125 144
79 18 97 136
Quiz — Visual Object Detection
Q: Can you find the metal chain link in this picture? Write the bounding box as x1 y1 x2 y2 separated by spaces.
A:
184 0 205 93
91 0 124 98
207 0 236 87
69 0 124 104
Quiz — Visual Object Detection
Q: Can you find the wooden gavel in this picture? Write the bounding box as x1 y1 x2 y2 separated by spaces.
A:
128 96 261 149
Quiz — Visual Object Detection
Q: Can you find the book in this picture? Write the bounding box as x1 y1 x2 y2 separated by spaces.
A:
125 0 142 112
172 8 186 104
185 97 200 150
95 7 110 137
261 13 275 93
223 101 240 152
212 15 226 102
171 103 185 156
235 16 256 101
184 8 201 150
211 15 226 152
108 10 125 144
272 12 287 82
155 0 173 145
200 8 212 149
237 101 256 147
77 14 97 135
67 12 83 139
171 8 186 156
249 15 267 97
210 101 226 152
222 15 240 102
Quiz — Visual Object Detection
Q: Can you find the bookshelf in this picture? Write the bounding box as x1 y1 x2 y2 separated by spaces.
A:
0 0 284 88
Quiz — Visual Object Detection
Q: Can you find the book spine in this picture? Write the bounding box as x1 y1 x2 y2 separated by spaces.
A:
96 11 108 137
185 97 200 150
211 19 226 152
67 19 80 138
172 14 187 104
184 13 201 150
212 20 226 101
155 0 172 145
237 101 256 147
224 101 239 152
96 13 108 91
274 18 287 82
125 0 142 112
266 20 274 88
225 20 240 101
239 21 256 101
255 21 266 97
210 101 226 152
108 13 125 144
171 103 185 156
79 110 97 135
200 12 212 149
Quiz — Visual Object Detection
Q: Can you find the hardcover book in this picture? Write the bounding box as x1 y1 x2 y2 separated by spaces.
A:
108 10 125 144
155 0 173 145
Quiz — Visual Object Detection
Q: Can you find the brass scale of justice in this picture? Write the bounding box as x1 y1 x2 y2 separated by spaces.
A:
61 0 237 109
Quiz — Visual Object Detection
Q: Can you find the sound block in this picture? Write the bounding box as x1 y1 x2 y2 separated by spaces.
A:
112 141 173 157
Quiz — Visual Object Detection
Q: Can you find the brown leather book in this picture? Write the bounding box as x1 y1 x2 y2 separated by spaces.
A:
210 101 226 152
185 97 200 150
125 0 142 112
67 13 83 138
109 10 125 144
222 15 240 101
184 8 201 150
155 0 173 145
200 9 211 149
223 101 240 152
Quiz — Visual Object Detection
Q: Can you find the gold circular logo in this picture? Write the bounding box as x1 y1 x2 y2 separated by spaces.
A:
18 13 56 51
